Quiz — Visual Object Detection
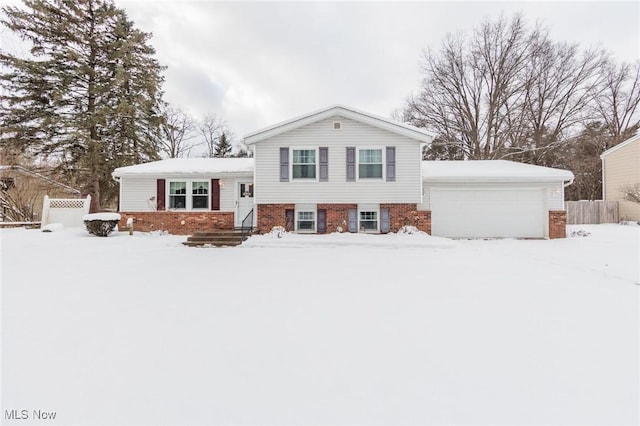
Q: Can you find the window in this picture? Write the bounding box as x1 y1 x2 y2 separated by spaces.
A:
359 211 378 231
359 148 383 179
240 183 254 198
168 180 211 210
191 181 209 209
292 149 316 179
297 211 316 232
169 181 187 209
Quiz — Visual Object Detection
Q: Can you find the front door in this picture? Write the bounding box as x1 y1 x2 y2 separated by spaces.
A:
236 181 254 227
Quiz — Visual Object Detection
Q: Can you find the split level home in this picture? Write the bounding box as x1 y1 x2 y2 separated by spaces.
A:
112 105 574 239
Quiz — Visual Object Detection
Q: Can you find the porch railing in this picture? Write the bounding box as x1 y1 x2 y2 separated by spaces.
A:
240 208 254 241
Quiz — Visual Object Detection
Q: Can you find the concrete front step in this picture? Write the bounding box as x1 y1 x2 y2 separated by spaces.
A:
182 229 253 247
183 240 243 247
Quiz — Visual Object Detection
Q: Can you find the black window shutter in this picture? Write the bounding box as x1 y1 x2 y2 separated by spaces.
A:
381 208 390 233
285 209 294 231
317 209 327 233
348 208 357 232
319 147 329 181
156 179 165 211
386 146 396 181
211 179 220 210
346 147 356 181
280 147 289 182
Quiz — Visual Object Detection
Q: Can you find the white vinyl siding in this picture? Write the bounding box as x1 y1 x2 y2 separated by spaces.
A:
254 116 422 204
546 184 564 211
417 187 430 211
118 176 157 211
118 174 249 212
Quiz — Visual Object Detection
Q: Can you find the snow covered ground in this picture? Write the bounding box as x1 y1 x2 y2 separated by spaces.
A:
1 224 638 425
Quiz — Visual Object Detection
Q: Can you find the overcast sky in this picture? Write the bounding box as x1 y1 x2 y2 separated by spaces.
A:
3 1 640 144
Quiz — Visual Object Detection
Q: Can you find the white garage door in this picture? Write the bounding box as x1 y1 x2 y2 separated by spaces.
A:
430 188 546 238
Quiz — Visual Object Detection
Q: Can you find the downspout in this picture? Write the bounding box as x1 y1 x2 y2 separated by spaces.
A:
600 155 606 200
111 174 121 212
562 178 574 210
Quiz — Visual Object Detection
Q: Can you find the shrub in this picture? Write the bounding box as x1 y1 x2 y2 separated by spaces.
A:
83 213 121 237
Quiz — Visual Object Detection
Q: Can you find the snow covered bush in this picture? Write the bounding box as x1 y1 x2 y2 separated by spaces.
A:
569 228 591 237
398 225 421 234
83 213 121 237
269 226 286 238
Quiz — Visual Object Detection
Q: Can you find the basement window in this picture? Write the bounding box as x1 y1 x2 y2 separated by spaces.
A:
296 211 316 232
359 210 378 232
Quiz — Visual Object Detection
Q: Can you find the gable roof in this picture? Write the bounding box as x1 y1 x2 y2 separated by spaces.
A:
600 133 640 159
243 105 436 145
0 165 81 194
422 160 574 183
112 158 254 178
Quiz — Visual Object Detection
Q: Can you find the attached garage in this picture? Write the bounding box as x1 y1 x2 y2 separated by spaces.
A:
420 161 574 239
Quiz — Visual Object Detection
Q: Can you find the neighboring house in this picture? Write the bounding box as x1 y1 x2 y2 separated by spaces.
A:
600 134 640 221
112 105 574 238
0 165 81 221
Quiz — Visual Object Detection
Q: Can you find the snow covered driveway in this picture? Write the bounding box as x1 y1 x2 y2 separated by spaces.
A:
1 224 638 425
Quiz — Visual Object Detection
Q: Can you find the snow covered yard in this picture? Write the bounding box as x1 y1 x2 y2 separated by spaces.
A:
1 224 638 425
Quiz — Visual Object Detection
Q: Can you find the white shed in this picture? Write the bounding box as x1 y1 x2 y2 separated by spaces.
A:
419 161 574 238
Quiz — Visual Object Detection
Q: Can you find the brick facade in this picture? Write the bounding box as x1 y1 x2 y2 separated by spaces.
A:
256 203 295 234
256 203 432 234
548 210 567 239
380 203 431 234
317 203 357 233
118 211 234 235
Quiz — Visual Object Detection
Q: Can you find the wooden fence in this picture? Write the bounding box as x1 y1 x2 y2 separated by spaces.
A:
566 200 619 224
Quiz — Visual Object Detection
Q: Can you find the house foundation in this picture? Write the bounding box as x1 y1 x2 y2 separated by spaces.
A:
118 211 234 235
256 203 431 234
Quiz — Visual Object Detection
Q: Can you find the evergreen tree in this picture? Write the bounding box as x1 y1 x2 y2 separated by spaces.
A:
0 0 165 211
214 132 232 158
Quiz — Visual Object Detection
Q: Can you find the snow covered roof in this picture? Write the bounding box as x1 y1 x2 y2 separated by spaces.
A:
422 160 574 182
600 133 640 159
112 158 254 177
244 105 435 145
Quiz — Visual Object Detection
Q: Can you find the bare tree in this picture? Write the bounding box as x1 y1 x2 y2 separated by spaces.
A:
405 15 534 160
593 60 640 146
513 39 605 166
159 105 197 158
199 113 225 158
404 15 606 164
